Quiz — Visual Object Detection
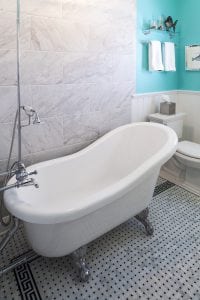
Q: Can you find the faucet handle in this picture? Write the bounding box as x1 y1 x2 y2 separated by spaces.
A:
28 170 38 176
30 178 39 188
18 177 39 189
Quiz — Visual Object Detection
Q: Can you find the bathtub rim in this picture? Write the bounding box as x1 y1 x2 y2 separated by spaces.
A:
4 122 178 225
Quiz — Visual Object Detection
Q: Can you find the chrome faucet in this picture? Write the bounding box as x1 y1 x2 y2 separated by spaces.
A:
0 162 39 193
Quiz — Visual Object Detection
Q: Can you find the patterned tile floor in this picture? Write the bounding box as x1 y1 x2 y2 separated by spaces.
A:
0 179 200 300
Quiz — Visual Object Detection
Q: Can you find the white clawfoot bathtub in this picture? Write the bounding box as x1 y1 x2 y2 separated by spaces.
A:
4 123 177 258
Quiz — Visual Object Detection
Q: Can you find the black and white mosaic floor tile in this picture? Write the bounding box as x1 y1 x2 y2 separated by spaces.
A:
0 178 200 300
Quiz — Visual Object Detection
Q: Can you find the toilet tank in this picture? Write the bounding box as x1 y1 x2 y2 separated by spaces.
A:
148 113 186 139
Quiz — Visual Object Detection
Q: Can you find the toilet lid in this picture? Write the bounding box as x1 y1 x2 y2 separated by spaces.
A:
177 141 200 159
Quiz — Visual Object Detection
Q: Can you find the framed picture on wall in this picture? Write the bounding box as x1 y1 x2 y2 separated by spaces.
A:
185 45 200 71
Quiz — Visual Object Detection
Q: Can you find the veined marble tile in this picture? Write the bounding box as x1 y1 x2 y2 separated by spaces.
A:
63 53 113 84
32 84 92 118
0 159 7 174
22 117 63 154
89 20 135 54
62 84 92 115
62 0 135 24
0 13 31 50
20 0 62 18
21 16 31 50
31 140 93 165
32 83 133 119
0 12 16 49
20 51 63 85
0 86 17 123
0 123 18 160
0 117 62 160
109 106 131 131
31 17 89 52
112 54 136 83
31 85 63 118
63 112 101 146
0 0 16 12
0 85 32 123
0 50 17 85
89 82 134 112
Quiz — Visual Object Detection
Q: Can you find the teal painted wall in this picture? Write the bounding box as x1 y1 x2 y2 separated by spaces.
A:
136 0 178 93
178 0 200 91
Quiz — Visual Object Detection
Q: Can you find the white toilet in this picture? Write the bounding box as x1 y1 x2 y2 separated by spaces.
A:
149 113 200 195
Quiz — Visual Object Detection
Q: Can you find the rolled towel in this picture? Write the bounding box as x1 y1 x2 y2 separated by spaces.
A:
149 41 164 71
163 42 176 71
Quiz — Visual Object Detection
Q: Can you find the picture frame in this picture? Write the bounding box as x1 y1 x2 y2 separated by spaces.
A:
185 45 200 71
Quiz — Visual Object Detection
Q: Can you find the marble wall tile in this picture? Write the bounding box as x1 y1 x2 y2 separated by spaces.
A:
31 17 89 52
0 13 31 50
0 12 16 50
0 85 32 123
21 0 62 18
20 16 31 50
113 54 136 83
89 83 134 112
22 117 63 153
31 85 63 118
0 50 16 85
0 87 18 123
63 112 107 146
89 20 135 54
90 110 121 136
0 160 7 174
62 0 135 25
32 84 93 118
0 118 63 161
31 140 93 165
62 84 93 115
63 53 113 84
109 106 131 131
0 0 16 12
32 82 133 121
20 51 63 85
0 123 18 160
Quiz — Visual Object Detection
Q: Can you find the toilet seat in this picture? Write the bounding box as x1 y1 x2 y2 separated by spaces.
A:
177 141 200 159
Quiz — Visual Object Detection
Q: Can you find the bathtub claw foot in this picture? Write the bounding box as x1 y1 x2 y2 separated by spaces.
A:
135 208 154 236
71 246 91 282
79 266 91 282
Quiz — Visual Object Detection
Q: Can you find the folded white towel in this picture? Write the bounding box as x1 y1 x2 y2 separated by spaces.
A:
149 41 164 71
163 42 176 71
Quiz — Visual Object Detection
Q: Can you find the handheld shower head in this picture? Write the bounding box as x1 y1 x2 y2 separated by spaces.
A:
22 106 35 117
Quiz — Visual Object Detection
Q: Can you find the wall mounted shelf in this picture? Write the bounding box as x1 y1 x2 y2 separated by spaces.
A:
143 28 179 38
